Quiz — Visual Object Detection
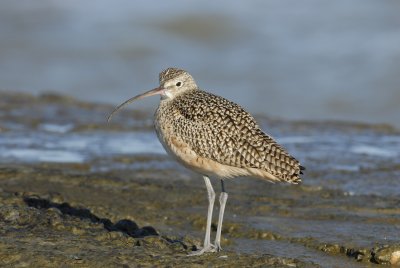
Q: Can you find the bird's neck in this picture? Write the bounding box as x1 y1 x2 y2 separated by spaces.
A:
160 88 198 103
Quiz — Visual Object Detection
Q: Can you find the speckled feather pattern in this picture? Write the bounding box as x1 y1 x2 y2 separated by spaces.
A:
159 68 187 84
155 88 303 184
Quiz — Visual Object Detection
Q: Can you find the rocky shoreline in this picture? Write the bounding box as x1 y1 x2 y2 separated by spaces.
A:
0 163 318 267
1 92 399 267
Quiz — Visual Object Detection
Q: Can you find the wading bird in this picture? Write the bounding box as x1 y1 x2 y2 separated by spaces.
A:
108 68 304 255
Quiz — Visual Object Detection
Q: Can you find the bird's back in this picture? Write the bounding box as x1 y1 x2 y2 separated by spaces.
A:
155 89 303 183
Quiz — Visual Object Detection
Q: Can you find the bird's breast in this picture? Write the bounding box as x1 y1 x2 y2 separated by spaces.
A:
154 102 181 161
153 101 251 179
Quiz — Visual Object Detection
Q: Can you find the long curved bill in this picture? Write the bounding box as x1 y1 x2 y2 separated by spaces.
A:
107 87 164 122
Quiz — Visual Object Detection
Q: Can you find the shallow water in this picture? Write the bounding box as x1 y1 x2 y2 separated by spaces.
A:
0 131 164 163
235 239 367 268
1 106 399 197
251 215 400 249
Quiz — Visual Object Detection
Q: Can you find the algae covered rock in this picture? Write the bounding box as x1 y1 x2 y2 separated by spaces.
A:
372 245 400 265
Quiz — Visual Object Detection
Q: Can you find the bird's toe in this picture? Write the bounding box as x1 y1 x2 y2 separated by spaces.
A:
187 244 217 256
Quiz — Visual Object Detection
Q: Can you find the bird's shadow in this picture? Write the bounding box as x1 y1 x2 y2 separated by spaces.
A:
23 195 158 238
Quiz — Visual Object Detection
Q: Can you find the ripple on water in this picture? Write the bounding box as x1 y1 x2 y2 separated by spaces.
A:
3 148 85 163
38 123 74 133
0 131 165 164
278 131 400 196
350 145 397 158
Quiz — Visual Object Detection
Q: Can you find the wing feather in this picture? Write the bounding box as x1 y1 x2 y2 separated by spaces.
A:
169 90 303 183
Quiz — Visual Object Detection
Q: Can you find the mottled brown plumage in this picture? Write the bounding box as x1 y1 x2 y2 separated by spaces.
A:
159 68 187 84
154 68 303 184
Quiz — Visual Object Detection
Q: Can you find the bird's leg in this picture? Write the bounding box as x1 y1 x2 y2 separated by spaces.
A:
203 176 216 249
188 176 216 256
215 179 228 251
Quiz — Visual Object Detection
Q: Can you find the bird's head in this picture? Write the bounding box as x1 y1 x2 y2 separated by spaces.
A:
107 67 197 122
159 68 197 98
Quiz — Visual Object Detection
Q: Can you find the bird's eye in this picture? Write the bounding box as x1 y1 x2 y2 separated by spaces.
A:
175 81 182 87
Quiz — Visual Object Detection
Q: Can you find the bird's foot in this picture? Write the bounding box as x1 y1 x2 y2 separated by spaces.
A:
188 243 217 256
215 241 223 252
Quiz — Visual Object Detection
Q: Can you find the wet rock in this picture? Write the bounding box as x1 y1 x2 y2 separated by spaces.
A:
112 219 158 237
0 179 314 268
318 244 344 255
71 226 86 235
136 226 158 237
108 231 126 239
113 219 139 234
372 245 400 265
137 236 170 250
46 207 63 227
345 248 367 262
0 205 42 227
249 229 282 240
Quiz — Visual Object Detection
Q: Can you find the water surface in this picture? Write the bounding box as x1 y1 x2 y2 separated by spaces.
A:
1 0 400 127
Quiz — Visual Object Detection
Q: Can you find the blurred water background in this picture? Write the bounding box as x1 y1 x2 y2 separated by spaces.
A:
1 0 400 128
